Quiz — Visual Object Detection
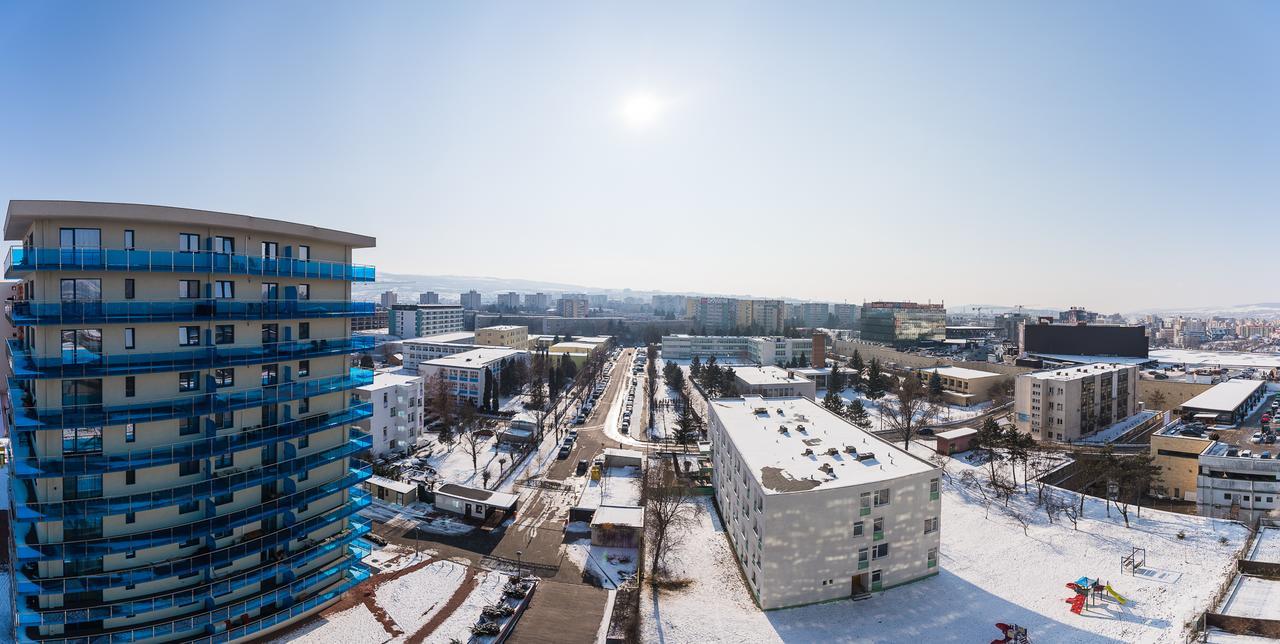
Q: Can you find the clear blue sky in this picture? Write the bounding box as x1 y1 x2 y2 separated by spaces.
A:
2 1 1277 311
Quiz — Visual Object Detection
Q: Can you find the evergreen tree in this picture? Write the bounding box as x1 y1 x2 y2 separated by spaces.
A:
844 399 873 430
822 387 845 415
559 353 578 380
690 355 702 378
828 363 844 392
865 358 886 400
721 367 738 396
849 350 865 391
928 370 944 402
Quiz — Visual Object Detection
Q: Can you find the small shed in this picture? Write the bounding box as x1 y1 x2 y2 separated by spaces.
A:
591 505 645 548
366 475 419 506
434 483 519 520
934 427 978 455
602 448 645 468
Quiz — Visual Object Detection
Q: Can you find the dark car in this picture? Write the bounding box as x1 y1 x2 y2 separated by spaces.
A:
576 459 590 475
558 444 572 459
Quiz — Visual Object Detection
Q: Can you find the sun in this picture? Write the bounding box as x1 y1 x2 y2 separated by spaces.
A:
619 91 668 129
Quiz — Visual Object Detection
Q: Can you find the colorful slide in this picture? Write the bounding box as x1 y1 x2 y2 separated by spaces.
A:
1104 584 1127 605
1065 594 1086 614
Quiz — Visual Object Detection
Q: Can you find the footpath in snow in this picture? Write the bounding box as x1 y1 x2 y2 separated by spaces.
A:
643 442 1247 644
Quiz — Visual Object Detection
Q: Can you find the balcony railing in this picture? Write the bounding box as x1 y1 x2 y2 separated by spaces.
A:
8 335 376 380
10 403 372 478
12 434 369 521
15 520 370 627
14 467 371 562
14 495 369 594
18 556 370 643
9 368 373 430
6 246 375 281
7 298 375 326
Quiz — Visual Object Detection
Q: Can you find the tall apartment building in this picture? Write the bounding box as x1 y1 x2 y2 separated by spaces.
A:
459 290 482 310
832 303 859 329
523 292 550 311
651 294 687 316
799 302 830 328
496 292 521 311
860 302 946 344
3 200 377 642
733 299 785 335
418 292 439 305
556 296 588 319
587 294 608 309
350 306 389 332
1013 363 1138 442
687 297 739 333
709 396 941 609
388 304 464 339
356 371 425 458
379 290 397 307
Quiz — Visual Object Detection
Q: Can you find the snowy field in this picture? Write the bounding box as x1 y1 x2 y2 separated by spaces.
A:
1218 575 1280 621
564 539 639 588
1246 526 1280 563
643 446 1248 644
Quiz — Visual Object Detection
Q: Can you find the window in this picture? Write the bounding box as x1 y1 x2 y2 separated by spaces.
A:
179 417 200 436
214 368 234 388
125 424 136 443
859 491 872 515
858 547 869 569
124 278 135 300
60 328 102 363
124 327 135 349
64 516 102 540
122 229 136 249
125 469 136 485
297 284 310 300
927 547 938 568
262 324 278 344
873 517 884 537
261 282 279 300
215 324 234 345
298 468 309 482
261 241 278 258
298 322 310 339
299 433 310 449
214 493 233 506
60 227 101 249
261 364 279 386
214 281 235 298
62 379 103 406
852 521 864 537
298 397 310 414
298 360 310 377
872 543 889 560
62 427 103 454
924 517 939 534
60 278 101 301
874 488 891 507
179 326 200 346
179 461 200 477
179 233 201 252
125 512 136 525
871 569 882 585
213 236 234 254
125 376 136 398
178 280 201 299
298 245 310 260
929 477 940 499
215 453 233 469
178 371 200 392
63 475 103 500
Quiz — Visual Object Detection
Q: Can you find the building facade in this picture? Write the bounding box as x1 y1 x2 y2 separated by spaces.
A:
709 396 941 609
1013 363 1139 442
3 200 377 642
418 348 527 406
860 302 946 344
1197 441 1280 524
388 304 464 340
475 325 528 349
400 332 477 372
459 290 482 310
523 292 550 311
356 371 425 458
556 296 588 318
418 292 439 305
379 291 397 307
496 292 521 311
915 366 1005 407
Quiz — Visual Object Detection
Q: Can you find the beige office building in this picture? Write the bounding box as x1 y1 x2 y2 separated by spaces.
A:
475 324 529 349
1013 363 1139 442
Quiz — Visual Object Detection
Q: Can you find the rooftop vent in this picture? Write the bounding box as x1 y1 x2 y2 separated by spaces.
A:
802 448 814 456
777 408 785 415
753 407 769 415
819 463 834 474
826 447 840 456
778 425 789 434
856 452 876 462
844 445 857 454
796 425 807 433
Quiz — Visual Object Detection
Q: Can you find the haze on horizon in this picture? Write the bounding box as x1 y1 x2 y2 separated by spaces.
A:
1 1 1277 312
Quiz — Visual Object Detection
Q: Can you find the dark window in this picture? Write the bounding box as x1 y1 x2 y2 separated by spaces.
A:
261 282 279 300
178 371 199 392
64 516 102 540
179 326 200 346
124 278 135 300
298 322 310 340
62 379 103 406
261 364 279 386
298 360 310 378
212 411 234 429
213 493 233 506
59 227 101 249
299 397 310 414
62 475 102 500
178 461 200 477
125 376 136 398
125 512 136 524
178 280 200 299
125 469 136 485
215 324 234 345
60 278 101 301
215 453 233 469
214 368 234 388
179 417 200 436
62 427 103 454
262 324 278 344
179 233 200 252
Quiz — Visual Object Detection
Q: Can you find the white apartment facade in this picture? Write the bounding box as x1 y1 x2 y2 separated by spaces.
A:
388 303 464 339
357 371 425 458
1197 441 1280 524
709 396 942 609
400 332 478 372
1013 363 1138 442
660 335 813 366
418 347 527 406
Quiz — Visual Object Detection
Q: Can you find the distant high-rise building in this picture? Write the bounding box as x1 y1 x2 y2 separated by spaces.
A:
557 296 589 318
524 292 549 311
832 303 859 329
1059 307 1100 324
860 301 946 344
588 294 609 309
380 290 398 307
419 291 440 304
497 291 522 311
800 302 830 328
688 297 740 333
390 304 466 338
651 294 687 316
460 290 483 310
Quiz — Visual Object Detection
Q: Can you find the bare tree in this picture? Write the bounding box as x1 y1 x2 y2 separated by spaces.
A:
1146 389 1168 411
644 461 696 583
425 372 455 441
881 375 940 452
458 406 487 473
989 378 1015 407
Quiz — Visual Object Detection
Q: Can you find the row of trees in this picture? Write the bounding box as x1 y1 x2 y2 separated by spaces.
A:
689 356 739 397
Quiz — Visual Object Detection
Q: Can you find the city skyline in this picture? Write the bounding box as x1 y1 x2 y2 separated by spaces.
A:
2 2 1278 310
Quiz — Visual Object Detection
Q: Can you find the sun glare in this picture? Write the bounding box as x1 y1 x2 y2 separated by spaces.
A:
619 91 668 129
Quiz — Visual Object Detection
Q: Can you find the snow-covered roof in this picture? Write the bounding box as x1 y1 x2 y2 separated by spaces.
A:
935 427 978 440
577 466 643 510
403 332 476 345
368 475 416 494
918 366 1002 380
1023 363 1135 382
710 395 936 494
1181 379 1266 413
1152 349 1280 369
434 483 518 509
1027 352 1153 366
359 370 423 391
733 366 810 386
422 347 526 369
478 325 524 332
591 505 645 528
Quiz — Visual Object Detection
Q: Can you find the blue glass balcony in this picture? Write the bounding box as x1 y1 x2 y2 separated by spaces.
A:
14 493 370 594
8 335 376 380
14 467 371 562
7 298 375 326
18 556 371 643
15 519 370 627
5 246 376 281
12 434 370 522
9 367 373 430
10 403 372 478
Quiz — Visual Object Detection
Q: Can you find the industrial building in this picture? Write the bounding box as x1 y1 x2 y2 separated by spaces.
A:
731 366 816 400
1179 379 1267 426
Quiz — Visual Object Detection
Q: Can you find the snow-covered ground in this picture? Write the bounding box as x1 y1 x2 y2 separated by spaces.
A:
643 445 1248 643
1077 410 1158 444
1218 575 1280 621
1246 525 1280 563
419 567 507 644
378 560 469 634
563 539 639 588
1151 349 1280 370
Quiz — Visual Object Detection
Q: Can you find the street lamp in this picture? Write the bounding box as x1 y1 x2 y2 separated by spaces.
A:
515 550 524 580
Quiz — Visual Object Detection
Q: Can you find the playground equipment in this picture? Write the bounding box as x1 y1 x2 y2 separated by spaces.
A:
991 623 1031 644
1063 576 1127 614
1121 546 1146 575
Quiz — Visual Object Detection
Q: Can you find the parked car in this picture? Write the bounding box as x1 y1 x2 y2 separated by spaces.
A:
567 430 578 441
1252 432 1264 444
558 444 572 458
576 459 590 475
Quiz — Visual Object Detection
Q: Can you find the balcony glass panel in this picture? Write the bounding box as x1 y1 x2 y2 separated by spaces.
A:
6 246 376 281
7 299 375 326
